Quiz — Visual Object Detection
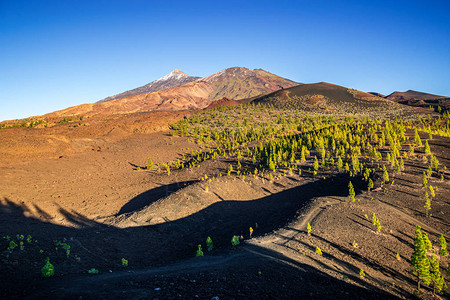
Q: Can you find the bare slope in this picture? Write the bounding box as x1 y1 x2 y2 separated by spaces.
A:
203 67 299 101
97 69 201 103
386 90 445 101
252 82 417 117
385 90 450 112
43 67 298 118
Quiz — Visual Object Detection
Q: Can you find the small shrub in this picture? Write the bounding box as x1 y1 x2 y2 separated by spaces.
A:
41 258 55 277
206 237 213 251
231 235 240 246
88 268 99 274
196 244 204 257
315 247 322 255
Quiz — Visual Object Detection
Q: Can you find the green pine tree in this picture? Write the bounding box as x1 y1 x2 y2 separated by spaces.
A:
348 181 356 202
336 156 343 171
424 140 431 154
300 146 306 163
414 128 422 146
422 171 428 188
375 217 381 233
313 156 319 172
367 178 374 192
439 234 447 256
411 226 431 290
423 232 432 250
146 157 154 170
424 191 431 217
382 166 389 183
206 237 213 251
196 244 203 257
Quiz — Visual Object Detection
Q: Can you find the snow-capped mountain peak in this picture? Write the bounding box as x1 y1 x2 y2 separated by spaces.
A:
155 69 189 82
98 69 200 103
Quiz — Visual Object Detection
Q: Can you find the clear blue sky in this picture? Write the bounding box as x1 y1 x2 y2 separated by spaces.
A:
1 0 449 121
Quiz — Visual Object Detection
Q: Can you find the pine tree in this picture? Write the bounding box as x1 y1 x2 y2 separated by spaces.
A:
430 251 446 294
424 191 431 217
336 156 343 171
439 234 447 256
196 244 203 257
307 222 311 236
146 157 154 170
414 128 422 146
422 171 428 188
383 168 389 184
429 185 435 198
367 178 374 192
313 156 319 172
206 237 213 251
424 140 431 154
411 226 431 290
374 217 381 233
300 146 306 163
315 247 322 255
348 181 356 202
423 232 432 250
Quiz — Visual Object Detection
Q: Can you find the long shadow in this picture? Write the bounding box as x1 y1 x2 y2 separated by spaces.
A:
0 173 399 298
117 180 197 215
275 231 415 288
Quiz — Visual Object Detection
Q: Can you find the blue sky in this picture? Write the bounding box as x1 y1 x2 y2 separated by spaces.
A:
1 0 449 121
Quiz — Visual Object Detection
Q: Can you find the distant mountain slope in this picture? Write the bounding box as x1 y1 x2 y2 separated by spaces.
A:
205 97 239 110
369 92 386 98
46 67 299 118
203 67 298 101
97 69 201 103
385 90 449 112
251 82 415 117
386 90 444 102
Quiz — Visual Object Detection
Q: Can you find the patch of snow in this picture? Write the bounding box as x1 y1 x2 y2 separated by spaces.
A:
154 70 189 83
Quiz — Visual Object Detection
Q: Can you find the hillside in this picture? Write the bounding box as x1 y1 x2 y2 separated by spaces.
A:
97 69 201 103
203 67 298 101
1 103 448 299
386 90 445 102
384 90 450 112
251 82 417 117
42 67 298 118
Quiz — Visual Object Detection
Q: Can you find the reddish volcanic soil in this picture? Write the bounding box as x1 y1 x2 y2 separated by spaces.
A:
205 97 239 110
0 111 449 299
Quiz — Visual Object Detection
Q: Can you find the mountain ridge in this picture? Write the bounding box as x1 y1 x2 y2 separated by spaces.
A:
97 69 201 103
44 67 299 118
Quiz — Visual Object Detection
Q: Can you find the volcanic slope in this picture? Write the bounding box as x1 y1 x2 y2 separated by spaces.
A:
386 90 445 101
386 90 450 112
45 67 299 118
97 69 201 103
252 82 419 117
